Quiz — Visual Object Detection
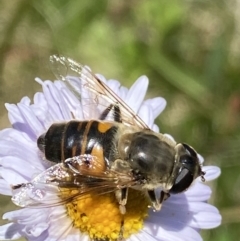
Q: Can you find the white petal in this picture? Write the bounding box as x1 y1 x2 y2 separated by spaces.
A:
119 86 128 99
20 96 31 105
0 168 28 185
53 81 79 120
152 124 159 133
25 223 48 237
130 230 159 241
138 104 154 127
5 104 29 135
144 97 167 118
0 127 33 144
141 222 202 241
17 103 44 138
41 81 66 121
126 76 149 113
106 80 121 95
0 223 23 240
202 166 221 181
0 139 40 168
66 228 90 241
32 92 49 123
189 209 222 229
197 154 204 164
56 85 83 120
3 208 53 240
185 182 212 202
1 154 45 186
48 211 72 240
3 208 36 221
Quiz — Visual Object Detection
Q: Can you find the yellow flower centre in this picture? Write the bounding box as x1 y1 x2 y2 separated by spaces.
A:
64 189 149 241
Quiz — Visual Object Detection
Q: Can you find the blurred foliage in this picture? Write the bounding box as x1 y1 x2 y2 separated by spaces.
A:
0 0 240 241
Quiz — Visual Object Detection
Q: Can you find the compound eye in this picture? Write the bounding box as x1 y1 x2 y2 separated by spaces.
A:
169 155 195 194
182 143 197 157
169 167 193 194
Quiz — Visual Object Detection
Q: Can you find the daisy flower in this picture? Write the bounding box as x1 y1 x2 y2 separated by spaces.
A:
0 59 221 241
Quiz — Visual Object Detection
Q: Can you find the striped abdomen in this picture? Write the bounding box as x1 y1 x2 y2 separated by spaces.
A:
37 120 118 165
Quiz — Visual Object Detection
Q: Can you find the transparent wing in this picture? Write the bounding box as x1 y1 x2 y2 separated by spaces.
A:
50 55 150 129
12 164 69 207
12 157 135 208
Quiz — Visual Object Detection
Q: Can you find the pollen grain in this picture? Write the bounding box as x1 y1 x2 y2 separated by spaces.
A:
64 189 149 241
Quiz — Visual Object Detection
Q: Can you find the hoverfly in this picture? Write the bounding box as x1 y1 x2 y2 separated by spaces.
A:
12 55 205 215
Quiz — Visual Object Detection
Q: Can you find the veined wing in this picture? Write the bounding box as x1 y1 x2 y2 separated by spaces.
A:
12 157 135 208
49 55 150 129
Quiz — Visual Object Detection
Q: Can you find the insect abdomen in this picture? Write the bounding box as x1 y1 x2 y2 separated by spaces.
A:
37 120 118 164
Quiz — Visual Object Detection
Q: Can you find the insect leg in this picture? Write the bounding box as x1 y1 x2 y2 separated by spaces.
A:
99 104 122 122
119 187 128 206
113 105 122 122
115 187 129 214
159 190 170 204
118 220 125 241
147 189 161 211
99 104 113 120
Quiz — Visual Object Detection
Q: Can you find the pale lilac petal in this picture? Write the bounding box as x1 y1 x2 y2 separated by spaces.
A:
126 76 149 113
0 156 43 178
51 81 77 120
5 103 31 137
47 207 72 241
106 80 121 95
3 209 44 223
17 103 44 137
0 223 23 240
40 81 65 121
0 128 33 144
32 92 51 125
3 209 50 240
5 101 43 140
66 228 90 241
131 231 160 241
144 97 167 118
58 86 84 120
141 223 202 241
138 104 153 127
202 166 221 181
185 182 212 202
25 223 49 237
0 139 39 166
152 124 159 133
20 96 31 105
189 208 221 229
0 168 28 185
118 86 128 99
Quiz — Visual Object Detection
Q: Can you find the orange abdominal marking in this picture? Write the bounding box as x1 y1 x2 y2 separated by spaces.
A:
90 145 105 173
98 122 114 133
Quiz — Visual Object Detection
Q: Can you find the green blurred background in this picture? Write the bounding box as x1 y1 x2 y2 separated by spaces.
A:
0 1 240 240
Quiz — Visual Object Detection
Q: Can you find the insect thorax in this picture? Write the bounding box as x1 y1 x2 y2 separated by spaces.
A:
116 129 176 187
